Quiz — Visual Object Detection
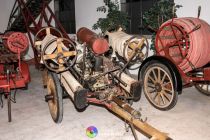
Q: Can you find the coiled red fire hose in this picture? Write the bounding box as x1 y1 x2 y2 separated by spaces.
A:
155 17 210 73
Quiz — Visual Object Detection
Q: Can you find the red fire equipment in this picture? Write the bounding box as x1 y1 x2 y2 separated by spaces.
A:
77 27 109 55
0 32 30 122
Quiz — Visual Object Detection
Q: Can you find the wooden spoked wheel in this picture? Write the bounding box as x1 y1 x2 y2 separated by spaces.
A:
143 62 178 110
46 72 63 123
195 83 210 96
125 37 149 64
34 27 63 45
41 38 77 73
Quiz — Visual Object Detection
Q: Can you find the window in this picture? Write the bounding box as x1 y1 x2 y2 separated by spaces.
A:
54 0 76 34
121 0 157 35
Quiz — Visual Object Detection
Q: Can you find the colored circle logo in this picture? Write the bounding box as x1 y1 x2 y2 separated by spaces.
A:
86 126 98 138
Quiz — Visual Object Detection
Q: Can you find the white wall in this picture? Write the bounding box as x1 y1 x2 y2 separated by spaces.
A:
0 0 210 60
0 0 15 32
75 0 107 33
175 0 210 24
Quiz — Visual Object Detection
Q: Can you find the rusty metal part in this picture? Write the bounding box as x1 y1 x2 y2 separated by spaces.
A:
2 32 29 54
156 17 210 73
77 27 109 55
0 48 18 64
108 95 171 140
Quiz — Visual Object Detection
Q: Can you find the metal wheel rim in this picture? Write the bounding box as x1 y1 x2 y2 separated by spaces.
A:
47 76 58 120
144 66 174 108
195 83 210 96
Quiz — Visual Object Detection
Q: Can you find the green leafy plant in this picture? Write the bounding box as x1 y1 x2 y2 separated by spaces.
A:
143 0 182 51
92 0 129 33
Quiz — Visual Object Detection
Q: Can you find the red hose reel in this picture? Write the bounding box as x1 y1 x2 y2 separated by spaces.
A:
155 17 210 73
3 32 29 54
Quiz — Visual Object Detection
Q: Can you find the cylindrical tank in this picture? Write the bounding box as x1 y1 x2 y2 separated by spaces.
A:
76 27 109 55
156 17 210 73
3 32 29 54
106 30 147 61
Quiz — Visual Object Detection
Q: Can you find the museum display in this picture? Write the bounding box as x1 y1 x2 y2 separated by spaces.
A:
5 0 210 139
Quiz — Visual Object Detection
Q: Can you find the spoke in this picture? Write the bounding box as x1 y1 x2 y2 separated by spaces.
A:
157 94 161 106
160 93 166 105
148 75 156 84
152 69 158 81
163 87 172 93
43 53 57 60
63 51 76 57
148 84 155 88
158 68 161 82
162 91 171 102
162 81 171 87
161 73 167 83
148 88 156 93
57 43 63 53
153 92 159 101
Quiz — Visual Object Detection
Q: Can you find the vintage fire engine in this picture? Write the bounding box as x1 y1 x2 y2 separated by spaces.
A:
139 17 210 111
0 32 30 122
33 27 171 140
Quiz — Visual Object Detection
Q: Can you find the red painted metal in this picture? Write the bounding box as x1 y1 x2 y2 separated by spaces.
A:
0 31 30 90
77 27 109 55
204 68 210 81
0 62 30 90
3 32 29 54
156 17 210 73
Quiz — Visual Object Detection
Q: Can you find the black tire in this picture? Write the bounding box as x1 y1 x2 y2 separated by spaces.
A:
141 61 178 111
195 83 210 96
46 72 63 123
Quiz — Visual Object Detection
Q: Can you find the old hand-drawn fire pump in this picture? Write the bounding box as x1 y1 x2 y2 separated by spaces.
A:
34 27 171 140
0 32 30 122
